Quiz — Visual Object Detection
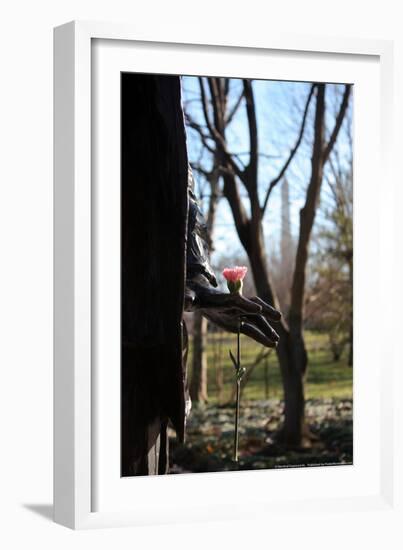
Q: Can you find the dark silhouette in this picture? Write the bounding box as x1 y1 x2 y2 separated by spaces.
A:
121 73 281 475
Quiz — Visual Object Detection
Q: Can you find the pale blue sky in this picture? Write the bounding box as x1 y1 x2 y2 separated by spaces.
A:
182 76 353 264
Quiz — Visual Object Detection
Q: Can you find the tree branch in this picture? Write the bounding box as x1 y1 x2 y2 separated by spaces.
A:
198 77 246 182
198 77 216 138
323 84 351 162
185 113 246 171
225 91 244 126
243 79 258 182
208 77 224 130
289 83 326 324
185 114 217 155
261 84 315 214
222 173 250 247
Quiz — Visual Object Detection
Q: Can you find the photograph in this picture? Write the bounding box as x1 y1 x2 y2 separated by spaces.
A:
120 72 353 477
1 0 398 542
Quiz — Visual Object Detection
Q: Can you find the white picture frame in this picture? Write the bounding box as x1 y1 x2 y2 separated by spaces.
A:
54 20 398 530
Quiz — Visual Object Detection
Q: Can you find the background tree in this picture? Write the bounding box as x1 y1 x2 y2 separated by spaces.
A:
185 77 351 446
189 161 221 404
305 129 353 364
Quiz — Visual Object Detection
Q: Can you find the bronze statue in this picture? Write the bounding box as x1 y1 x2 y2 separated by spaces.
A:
121 73 280 476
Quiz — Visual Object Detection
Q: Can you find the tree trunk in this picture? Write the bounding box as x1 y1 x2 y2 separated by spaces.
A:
221 190 308 445
248 237 307 446
189 164 220 405
189 311 209 404
281 347 306 446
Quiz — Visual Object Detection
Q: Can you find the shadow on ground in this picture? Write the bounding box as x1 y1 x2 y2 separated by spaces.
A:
23 504 53 522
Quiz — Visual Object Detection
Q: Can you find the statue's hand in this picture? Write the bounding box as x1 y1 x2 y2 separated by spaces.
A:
185 278 281 348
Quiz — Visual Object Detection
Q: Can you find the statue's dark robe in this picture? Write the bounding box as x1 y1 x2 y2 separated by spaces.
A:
121 73 189 476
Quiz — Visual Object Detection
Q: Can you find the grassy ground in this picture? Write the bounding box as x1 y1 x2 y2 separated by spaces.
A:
188 330 353 403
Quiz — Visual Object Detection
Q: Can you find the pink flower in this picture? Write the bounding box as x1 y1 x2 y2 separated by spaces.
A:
222 266 248 294
222 266 248 283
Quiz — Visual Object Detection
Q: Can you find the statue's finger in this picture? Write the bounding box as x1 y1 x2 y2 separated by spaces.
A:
241 322 277 348
250 296 281 322
233 295 262 314
251 315 280 343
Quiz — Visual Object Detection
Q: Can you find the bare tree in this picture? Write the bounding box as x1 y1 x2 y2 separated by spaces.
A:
189 162 221 404
306 131 353 364
189 311 209 403
187 77 351 446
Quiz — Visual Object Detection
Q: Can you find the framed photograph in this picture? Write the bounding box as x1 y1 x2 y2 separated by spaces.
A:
54 21 396 529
